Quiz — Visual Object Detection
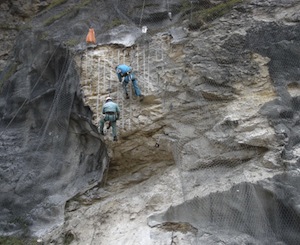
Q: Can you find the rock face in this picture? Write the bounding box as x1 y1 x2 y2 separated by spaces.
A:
148 176 300 244
0 32 108 236
1 0 300 244
0 0 53 71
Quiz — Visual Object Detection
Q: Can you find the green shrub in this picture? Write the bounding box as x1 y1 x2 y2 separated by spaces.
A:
43 11 67 26
43 0 92 26
0 24 20 31
0 237 24 245
37 31 49 40
180 0 192 13
0 63 17 92
0 236 38 245
108 18 123 28
45 0 68 11
198 0 243 22
65 38 80 47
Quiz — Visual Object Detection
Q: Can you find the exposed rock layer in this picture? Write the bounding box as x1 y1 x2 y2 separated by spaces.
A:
0 32 108 236
1 0 300 244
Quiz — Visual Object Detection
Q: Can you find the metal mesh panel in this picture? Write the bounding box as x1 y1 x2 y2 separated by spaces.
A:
1 0 300 243
78 1 300 244
0 37 108 236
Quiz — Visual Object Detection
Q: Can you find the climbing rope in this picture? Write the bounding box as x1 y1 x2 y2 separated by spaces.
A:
166 0 172 20
139 0 146 27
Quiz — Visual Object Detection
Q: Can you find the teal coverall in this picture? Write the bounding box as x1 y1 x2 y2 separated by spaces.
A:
99 100 120 139
116 64 142 97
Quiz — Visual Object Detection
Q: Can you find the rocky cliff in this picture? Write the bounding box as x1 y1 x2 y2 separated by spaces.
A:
1 0 300 244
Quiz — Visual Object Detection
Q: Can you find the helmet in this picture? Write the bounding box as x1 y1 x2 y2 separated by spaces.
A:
105 97 112 102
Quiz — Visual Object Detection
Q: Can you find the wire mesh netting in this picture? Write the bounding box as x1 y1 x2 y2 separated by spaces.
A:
94 1 300 244
0 35 108 235
1 0 300 243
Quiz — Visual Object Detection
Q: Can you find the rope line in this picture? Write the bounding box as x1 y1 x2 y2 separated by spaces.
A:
139 0 146 27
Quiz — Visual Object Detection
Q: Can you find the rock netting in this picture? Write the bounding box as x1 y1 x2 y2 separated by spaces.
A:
1 0 300 243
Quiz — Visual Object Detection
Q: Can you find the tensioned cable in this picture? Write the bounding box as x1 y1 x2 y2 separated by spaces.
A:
139 0 146 27
50 52 74 129
35 49 74 150
36 49 101 140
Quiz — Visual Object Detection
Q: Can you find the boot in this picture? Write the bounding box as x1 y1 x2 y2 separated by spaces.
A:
139 94 144 102
113 136 118 141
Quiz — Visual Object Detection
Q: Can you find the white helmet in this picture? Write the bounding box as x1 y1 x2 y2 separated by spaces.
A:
105 97 112 102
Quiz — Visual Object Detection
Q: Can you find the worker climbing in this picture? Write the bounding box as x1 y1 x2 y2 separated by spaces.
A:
99 97 120 141
116 64 144 101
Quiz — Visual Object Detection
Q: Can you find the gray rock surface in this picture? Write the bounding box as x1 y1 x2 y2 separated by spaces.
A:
0 32 108 237
1 0 300 244
148 174 300 244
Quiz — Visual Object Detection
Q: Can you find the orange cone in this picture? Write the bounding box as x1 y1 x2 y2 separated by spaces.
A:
86 28 96 44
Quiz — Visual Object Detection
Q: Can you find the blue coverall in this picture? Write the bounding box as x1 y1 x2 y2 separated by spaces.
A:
116 64 142 97
99 100 120 139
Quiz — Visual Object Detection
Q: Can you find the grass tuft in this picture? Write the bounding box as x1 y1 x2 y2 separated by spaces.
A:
198 0 243 22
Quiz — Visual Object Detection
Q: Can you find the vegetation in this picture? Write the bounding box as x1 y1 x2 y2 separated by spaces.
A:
45 0 68 11
0 63 17 92
180 0 244 30
0 216 40 244
43 9 69 26
197 0 243 22
43 0 92 26
180 0 192 13
106 18 123 29
64 231 75 245
133 3 159 10
0 236 38 245
10 216 31 236
0 23 32 32
37 31 49 40
129 3 159 16
65 38 80 47
0 24 20 31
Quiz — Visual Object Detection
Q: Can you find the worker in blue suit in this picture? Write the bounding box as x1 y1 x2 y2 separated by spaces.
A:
116 64 144 101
